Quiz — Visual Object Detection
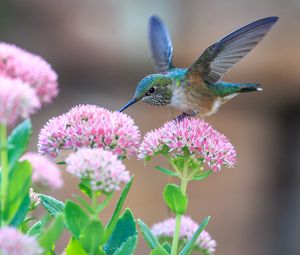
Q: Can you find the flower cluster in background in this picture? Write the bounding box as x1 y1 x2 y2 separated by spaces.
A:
66 148 130 192
22 152 63 189
0 42 59 126
0 42 58 104
0 227 43 255
38 104 141 158
0 77 40 126
151 216 217 254
139 117 236 172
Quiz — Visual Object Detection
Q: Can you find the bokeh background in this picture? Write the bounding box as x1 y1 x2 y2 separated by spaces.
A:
1 0 300 254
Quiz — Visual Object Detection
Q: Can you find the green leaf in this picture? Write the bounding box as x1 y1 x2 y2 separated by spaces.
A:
65 200 90 238
163 184 188 215
8 119 32 167
104 177 133 241
162 242 171 254
39 215 65 251
112 236 138 255
104 209 137 255
79 179 92 198
66 238 88 255
154 166 178 177
150 246 169 255
137 219 160 250
27 221 42 236
192 170 213 181
40 194 65 217
179 216 210 255
10 194 30 227
73 194 94 214
79 219 104 254
3 161 31 224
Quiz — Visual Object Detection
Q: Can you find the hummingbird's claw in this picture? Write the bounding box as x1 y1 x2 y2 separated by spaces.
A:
174 112 196 122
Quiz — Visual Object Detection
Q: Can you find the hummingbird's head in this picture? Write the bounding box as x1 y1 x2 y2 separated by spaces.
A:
119 74 173 112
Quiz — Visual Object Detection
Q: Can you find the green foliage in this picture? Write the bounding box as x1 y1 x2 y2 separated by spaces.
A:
3 161 31 225
162 242 171 253
179 216 210 255
112 236 137 255
39 214 65 252
73 194 94 214
96 192 114 214
79 219 104 254
10 194 30 227
154 166 178 177
192 170 213 181
104 177 133 242
104 209 137 255
7 119 32 168
66 238 88 255
79 179 92 198
65 200 90 239
150 246 169 255
163 184 188 215
27 221 42 236
40 194 65 217
137 219 160 249
171 156 185 171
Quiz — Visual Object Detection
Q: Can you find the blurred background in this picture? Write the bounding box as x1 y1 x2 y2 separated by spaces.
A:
1 0 300 254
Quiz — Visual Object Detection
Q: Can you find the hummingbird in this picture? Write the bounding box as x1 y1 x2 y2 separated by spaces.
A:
119 16 278 118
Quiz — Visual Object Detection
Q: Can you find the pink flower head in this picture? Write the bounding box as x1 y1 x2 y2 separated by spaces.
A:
139 118 236 172
0 42 58 104
0 227 43 255
38 105 141 158
65 148 130 192
0 77 40 126
151 216 217 254
22 152 63 189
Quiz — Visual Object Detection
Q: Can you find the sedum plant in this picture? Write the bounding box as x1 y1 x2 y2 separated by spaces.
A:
137 118 236 255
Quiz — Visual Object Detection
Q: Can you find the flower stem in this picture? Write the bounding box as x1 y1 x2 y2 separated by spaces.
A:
171 159 189 255
0 124 8 226
91 191 98 216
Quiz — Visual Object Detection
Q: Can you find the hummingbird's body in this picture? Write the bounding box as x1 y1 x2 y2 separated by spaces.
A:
138 67 260 117
119 16 278 118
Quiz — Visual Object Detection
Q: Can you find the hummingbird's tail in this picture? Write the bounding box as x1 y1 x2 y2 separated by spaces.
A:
211 82 262 97
238 83 262 92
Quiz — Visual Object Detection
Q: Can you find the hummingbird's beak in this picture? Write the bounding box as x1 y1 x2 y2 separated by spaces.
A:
118 98 139 112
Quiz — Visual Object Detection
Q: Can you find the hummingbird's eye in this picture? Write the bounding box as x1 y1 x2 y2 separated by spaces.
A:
147 87 156 95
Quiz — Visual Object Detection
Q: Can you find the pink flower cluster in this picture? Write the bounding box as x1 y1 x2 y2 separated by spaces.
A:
0 42 58 104
38 105 141 158
0 77 40 126
0 227 43 255
22 152 63 189
151 216 217 254
139 118 236 172
65 148 130 192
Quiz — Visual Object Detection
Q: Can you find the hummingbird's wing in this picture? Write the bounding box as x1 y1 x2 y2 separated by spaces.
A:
148 15 175 73
186 17 278 84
